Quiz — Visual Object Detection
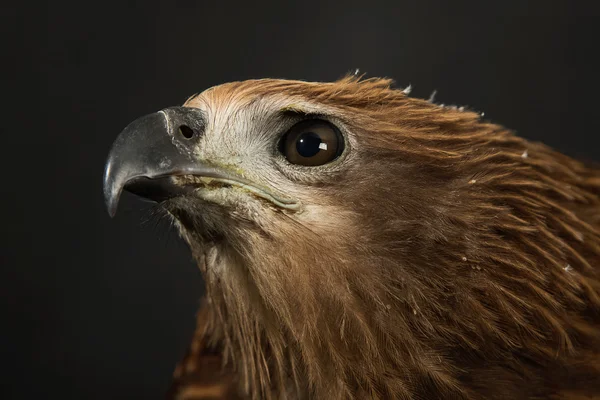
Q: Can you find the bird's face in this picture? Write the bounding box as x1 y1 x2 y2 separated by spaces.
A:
164 85 356 250
104 79 409 320
104 77 477 377
160 88 369 289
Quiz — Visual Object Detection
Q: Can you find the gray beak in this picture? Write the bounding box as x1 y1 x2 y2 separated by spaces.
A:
103 106 222 217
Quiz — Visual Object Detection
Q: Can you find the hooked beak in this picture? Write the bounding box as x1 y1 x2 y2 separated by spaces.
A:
103 106 299 217
103 106 227 217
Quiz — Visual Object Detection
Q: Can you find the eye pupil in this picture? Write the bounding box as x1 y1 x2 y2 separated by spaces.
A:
296 132 322 158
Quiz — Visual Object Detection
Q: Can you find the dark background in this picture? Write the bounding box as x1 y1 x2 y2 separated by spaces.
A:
3 2 600 399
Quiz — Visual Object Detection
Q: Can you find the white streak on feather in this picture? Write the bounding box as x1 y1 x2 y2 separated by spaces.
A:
428 90 437 102
564 264 573 272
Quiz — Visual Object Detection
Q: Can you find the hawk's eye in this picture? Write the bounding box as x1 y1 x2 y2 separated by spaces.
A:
279 120 344 166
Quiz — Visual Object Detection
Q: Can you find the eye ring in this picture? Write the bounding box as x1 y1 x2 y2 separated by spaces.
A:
278 119 344 166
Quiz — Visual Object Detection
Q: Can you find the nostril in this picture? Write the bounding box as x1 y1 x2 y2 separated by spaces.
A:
178 125 195 139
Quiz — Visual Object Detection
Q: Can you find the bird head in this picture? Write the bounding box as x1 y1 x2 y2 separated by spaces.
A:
103 76 600 398
104 76 471 341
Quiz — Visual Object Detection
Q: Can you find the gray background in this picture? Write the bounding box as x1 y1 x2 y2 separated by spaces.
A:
3 3 600 399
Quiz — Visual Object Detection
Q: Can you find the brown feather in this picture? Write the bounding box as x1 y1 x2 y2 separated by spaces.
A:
167 76 600 399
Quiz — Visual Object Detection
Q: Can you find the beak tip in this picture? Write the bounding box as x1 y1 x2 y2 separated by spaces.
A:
107 204 117 218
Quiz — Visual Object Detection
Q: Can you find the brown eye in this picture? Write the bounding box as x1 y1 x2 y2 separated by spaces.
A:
279 120 344 166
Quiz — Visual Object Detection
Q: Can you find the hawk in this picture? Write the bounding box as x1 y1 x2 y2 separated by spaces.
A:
103 76 600 399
